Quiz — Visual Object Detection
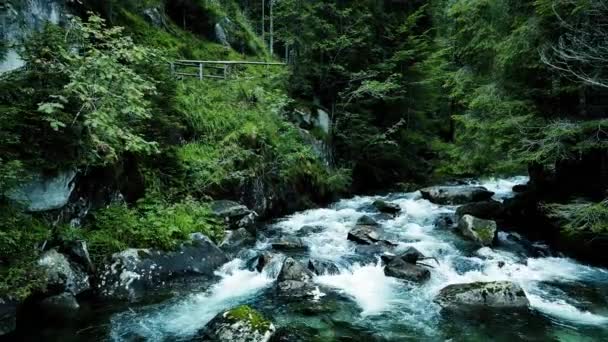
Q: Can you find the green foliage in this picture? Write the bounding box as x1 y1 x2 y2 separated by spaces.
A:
545 199 608 236
0 206 50 300
35 15 159 165
71 196 223 262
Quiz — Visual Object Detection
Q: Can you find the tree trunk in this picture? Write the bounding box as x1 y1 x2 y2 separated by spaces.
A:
269 0 274 56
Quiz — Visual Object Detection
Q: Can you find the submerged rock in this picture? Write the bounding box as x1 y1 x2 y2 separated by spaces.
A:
199 305 275 342
420 186 494 205
434 213 455 229
456 200 504 220
296 225 325 236
372 200 401 215
435 281 529 309
97 233 227 301
0 298 17 336
356 215 379 226
458 215 497 246
382 246 426 265
384 257 430 283
37 249 90 296
308 259 340 275
211 200 257 231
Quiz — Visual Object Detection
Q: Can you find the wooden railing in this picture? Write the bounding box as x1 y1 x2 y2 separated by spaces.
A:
170 60 286 80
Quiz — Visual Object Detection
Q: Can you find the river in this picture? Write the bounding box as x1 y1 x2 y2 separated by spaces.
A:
100 177 608 341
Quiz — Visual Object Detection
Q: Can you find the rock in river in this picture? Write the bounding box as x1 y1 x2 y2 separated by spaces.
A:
198 305 275 342
435 281 530 309
458 214 497 246
98 233 227 301
384 257 430 283
420 186 494 205
276 258 315 298
211 200 257 231
372 200 401 215
37 249 90 296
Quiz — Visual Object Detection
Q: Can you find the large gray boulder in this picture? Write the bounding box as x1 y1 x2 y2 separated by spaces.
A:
276 258 315 298
198 305 275 342
97 233 228 301
0 298 17 337
456 200 504 220
220 228 256 254
435 281 529 309
6 169 76 211
37 249 90 295
347 215 381 245
383 257 430 283
420 186 494 205
458 215 497 246
211 200 257 231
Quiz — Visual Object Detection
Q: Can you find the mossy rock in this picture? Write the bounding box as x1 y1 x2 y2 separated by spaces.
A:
199 305 275 342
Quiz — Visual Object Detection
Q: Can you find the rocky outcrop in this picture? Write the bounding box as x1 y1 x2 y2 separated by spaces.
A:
276 258 315 298
40 293 80 314
199 305 275 342
435 281 529 309
308 259 340 276
458 215 497 246
383 257 430 283
211 200 257 231
372 200 401 215
97 233 227 301
37 249 90 296
248 251 275 273
6 169 77 212
456 200 504 220
420 186 494 205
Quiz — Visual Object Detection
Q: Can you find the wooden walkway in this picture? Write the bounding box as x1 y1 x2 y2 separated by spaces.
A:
170 60 286 80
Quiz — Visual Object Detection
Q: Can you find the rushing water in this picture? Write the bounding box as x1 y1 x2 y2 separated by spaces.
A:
24 177 608 341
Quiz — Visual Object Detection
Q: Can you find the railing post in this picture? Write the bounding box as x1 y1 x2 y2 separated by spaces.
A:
199 63 204 80
170 62 175 76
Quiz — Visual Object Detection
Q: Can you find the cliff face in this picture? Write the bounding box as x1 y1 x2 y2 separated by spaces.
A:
0 0 67 73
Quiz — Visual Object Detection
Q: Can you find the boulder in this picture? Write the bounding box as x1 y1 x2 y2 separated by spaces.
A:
97 233 228 301
40 292 80 314
210 200 257 231
381 246 425 264
383 257 430 283
420 186 494 205
199 305 275 342
220 228 256 254
65 240 95 273
271 236 308 252
458 215 497 246
37 249 90 296
248 251 275 273
0 298 17 336
347 216 382 245
356 215 379 226
435 281 529 309
6 169 77 212
276 258 315 298
307 259 340 276
372 200 401 215
456 200 504 220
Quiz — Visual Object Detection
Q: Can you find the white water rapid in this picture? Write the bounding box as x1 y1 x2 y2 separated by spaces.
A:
110 176 608 341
